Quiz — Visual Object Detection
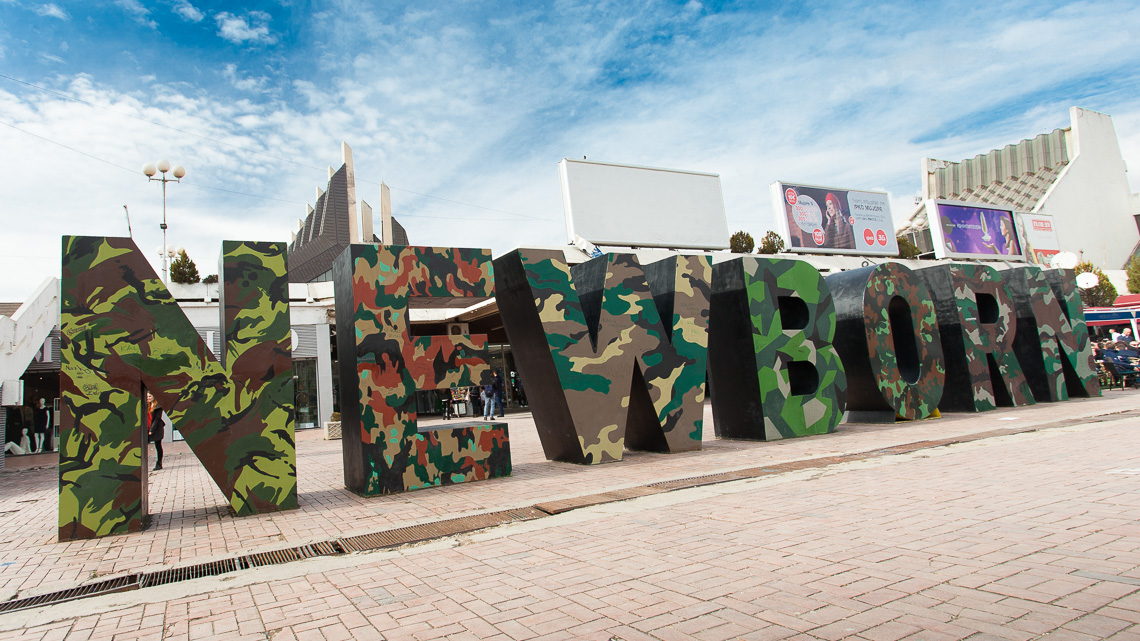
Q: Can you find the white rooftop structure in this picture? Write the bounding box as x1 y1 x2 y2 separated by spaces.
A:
899 107 1140 269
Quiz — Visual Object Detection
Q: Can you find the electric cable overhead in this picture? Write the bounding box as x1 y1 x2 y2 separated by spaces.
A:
0 119 303 204
0 73 561 223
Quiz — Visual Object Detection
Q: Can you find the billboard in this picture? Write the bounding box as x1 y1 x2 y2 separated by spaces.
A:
927 200 1025 261
770 181 897 256
559 159 729 250
1017 213 1061 265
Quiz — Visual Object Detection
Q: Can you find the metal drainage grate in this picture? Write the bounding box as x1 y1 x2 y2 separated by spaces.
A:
534 485 665 514
5 409 1121 615
240 542 341 569
338 509 533 552
502 507 546 521
0 574 139 613
139 558 241 588
648 472 751 492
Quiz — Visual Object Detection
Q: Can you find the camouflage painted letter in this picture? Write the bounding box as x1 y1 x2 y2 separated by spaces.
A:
916 263 1034 412
332 245 509 496
1001 266 1100 401
709 256 847 439
60 237 295 540
826 262 945 420
494 250 711 464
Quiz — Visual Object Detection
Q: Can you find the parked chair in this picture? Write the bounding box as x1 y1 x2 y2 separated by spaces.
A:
1102 360 1126 390
1105 358 1140 389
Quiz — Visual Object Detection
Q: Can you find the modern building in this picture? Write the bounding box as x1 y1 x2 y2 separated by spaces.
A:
288 142 408 283
6 110 1137 464
899 107 1140 269
1 279 59 469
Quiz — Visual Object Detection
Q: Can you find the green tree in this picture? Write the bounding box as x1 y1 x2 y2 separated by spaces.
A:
757 231 785 255
897 236 921 259
202 274 218 284
1127 257 1140 294
169 250 201 284
729 230 754 254
1074 261 1117 308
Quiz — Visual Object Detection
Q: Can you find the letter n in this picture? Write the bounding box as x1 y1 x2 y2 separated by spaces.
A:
709 257 847 439
1002 266 1100 401
333 245 509 495
59 237 296 540
494 250 711 464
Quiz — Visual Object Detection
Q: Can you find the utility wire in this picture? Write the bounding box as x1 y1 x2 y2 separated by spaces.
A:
0 73 560 222
385 186 557 221
1 119 550 220
0 119 303 203
0 72 328 174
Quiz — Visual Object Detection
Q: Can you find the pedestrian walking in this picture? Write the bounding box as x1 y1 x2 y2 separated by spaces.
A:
147 392 164 471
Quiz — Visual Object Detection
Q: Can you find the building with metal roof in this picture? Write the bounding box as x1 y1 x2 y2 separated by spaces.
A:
899 107 1140 269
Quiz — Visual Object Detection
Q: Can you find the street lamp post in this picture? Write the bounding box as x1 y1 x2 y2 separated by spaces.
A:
142 159 186 284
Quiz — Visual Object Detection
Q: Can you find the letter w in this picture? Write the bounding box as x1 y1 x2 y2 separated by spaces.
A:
494 250 711 464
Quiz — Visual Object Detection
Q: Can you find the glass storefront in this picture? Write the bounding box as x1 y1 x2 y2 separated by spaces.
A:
294 358 319 429
410 344 527 417
4 371 60 454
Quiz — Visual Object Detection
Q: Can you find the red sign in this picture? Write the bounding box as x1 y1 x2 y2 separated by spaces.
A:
1032 219 1053 232
785 188 797 205
812 228 825 245
876 229 888 246
863 229 875 245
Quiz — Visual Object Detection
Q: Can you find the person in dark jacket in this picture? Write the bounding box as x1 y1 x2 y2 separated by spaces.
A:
147 392 164 471
491 371 505 418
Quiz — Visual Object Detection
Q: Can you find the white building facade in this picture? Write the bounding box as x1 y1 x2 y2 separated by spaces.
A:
901 107 1140 270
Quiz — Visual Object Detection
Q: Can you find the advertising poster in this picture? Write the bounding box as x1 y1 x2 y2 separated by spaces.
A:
928 200 1025 261
770 182 897 256
1016 213 1060 265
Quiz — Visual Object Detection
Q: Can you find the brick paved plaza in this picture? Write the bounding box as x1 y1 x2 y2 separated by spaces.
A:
1 392 1139 640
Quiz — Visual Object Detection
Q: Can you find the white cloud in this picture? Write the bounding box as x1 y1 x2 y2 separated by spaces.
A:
172 0 204 23
114 0 157 28
215 11 276 45
34 3 68 20
221 63 269 93
1 2 1139 302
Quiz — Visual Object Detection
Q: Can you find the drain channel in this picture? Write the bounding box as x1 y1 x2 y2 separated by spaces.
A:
0 414 1104 615
0 575 139 613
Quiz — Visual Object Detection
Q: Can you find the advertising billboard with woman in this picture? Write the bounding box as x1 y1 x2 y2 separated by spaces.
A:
927 200 1026 261
770 181 897 256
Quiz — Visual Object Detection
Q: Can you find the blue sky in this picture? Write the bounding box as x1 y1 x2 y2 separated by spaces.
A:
1 0 1139 300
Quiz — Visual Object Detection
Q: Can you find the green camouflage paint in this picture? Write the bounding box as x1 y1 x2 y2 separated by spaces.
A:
710 257 847 440
949 263 1034 410
918 263 1034 412
59 237 296 541
827 262 945 420
494 250 711 464
332 245 509 496
1002 266 1100 401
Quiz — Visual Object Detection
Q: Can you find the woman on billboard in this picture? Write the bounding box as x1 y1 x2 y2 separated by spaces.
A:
823 193 856 250
981 215 1018 255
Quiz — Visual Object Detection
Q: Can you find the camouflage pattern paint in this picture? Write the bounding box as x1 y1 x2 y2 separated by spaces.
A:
827 262 945 420
332 245 509 496
59 237 295 541
493 250 711 464
918 263 1034 412
1002 266 1100 401
710 257 847 440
